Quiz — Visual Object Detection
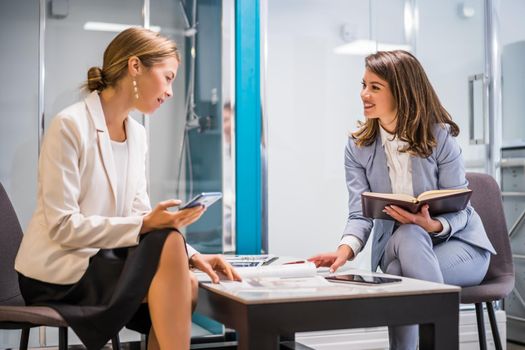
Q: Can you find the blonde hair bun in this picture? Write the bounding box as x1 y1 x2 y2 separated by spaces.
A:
86 66 106 92
83 28 180 92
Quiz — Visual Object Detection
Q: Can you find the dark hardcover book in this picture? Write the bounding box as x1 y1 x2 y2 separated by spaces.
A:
361 189 472 220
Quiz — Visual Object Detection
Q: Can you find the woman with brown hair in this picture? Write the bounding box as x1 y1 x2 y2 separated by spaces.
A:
309 50 495 349
15 27 239 350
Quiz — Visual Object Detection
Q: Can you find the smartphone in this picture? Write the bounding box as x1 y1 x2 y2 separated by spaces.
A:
179 192 222 210
325 274 402 285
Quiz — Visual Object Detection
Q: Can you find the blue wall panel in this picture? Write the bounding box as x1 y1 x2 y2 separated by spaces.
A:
235 0 261 254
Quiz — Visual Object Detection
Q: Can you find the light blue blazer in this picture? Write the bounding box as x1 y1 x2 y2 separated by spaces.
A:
342 124 496 271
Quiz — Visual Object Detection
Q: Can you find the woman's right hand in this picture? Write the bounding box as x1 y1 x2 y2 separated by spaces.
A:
307 244 354 273
140 199 205 234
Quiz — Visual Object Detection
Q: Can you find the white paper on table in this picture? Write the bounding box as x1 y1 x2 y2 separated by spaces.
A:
195 261 317 283
219 275 331 293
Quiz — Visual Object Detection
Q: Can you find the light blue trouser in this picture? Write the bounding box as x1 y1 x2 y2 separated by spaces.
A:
379 224 491 350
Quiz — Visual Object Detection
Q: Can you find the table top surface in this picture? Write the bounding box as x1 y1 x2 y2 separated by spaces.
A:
199 268 460 305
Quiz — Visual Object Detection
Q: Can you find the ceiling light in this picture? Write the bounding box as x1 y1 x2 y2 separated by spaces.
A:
83 22 161 33
334 40 411 56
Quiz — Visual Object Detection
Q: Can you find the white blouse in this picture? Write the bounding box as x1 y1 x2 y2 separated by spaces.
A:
379 127 413 196
111 140 129 217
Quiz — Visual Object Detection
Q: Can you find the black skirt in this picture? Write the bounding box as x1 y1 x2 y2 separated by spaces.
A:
18 229 186 350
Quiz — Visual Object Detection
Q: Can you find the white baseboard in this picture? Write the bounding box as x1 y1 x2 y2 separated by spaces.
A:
296 309 507 350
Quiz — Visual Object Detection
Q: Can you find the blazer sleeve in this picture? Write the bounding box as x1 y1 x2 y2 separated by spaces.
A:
342 140 374 244
434 127 473 238
41 116 142 249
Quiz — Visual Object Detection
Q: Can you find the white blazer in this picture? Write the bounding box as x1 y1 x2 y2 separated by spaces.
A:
15 92 196 284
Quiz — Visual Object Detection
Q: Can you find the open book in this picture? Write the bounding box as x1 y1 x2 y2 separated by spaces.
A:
361 188 472 220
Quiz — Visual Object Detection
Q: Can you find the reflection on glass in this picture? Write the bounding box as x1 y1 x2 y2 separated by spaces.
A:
182 0 225 254
0 1 39 230
222 102 235 252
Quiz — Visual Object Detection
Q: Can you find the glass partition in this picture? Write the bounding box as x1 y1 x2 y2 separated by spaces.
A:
43 0 232 255
0 2 40 231
415 0 487 172
43 0 143 124
0 0 234 346
266 0 377 269
174 0 230 254
148 0 189 220
497 0 525 343
0 2 40 348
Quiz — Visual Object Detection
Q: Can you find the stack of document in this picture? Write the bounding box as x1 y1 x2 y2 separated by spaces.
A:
219 275 332 293
233 261 316 279
194 255 317 282
224 254 278 267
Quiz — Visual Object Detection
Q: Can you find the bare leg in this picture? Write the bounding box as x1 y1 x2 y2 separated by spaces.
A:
147 328 160 350
148 232 191 350
190 272 198 312
143 270 198 349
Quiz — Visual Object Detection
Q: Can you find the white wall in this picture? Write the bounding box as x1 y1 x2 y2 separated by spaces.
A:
266 0 405 269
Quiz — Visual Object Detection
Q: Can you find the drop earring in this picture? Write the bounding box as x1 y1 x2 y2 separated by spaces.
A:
132 79 139 99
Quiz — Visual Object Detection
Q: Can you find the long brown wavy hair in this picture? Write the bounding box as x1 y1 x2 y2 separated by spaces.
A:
352 50 459 158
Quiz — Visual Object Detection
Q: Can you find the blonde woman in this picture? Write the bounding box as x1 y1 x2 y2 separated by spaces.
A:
15 28 240 350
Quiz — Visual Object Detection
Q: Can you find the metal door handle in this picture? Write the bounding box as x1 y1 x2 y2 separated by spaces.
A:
468 74 486 145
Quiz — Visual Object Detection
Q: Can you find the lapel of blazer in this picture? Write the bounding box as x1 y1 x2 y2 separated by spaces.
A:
370 136 395 268
411 156 425 196
371 135 392 194
122 118 140 214
84 92 118 205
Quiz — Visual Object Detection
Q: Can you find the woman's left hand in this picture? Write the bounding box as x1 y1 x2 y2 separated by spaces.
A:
189 254 242 283
383 204 443 233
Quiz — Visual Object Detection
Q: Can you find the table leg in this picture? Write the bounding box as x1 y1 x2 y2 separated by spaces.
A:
419 319 459 350
237 329 280 350
280 333 295 342
418 291 459 350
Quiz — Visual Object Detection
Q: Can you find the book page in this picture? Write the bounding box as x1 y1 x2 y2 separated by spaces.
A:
362 192 417 203
416 189 470 202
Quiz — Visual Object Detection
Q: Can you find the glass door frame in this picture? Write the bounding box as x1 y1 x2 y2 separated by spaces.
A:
405 0 502 180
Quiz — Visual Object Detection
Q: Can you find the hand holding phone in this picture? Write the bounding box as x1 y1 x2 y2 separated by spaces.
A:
179 192 222 210
141 198 205 234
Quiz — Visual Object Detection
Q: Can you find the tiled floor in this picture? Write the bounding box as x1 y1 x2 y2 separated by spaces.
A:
98 340 525 350
32 342 525 349
32 340 525 349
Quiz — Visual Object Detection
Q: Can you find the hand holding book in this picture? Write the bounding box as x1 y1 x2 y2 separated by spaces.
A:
361 188 472 220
